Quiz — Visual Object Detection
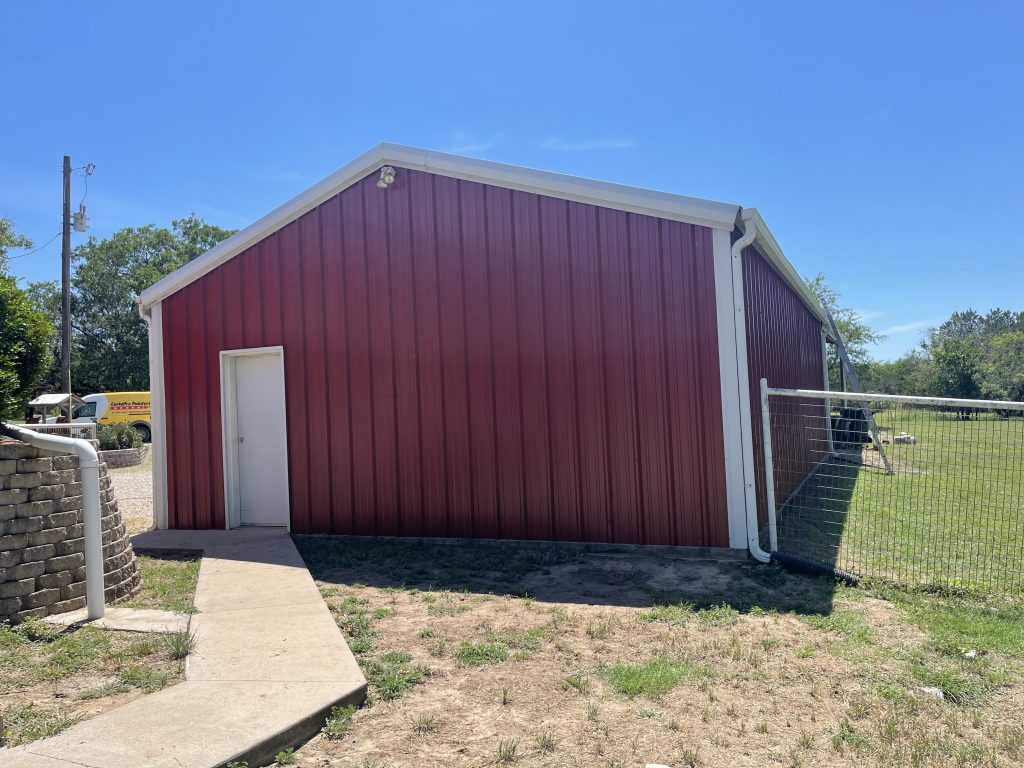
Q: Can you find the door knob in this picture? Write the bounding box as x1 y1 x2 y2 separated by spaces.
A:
238 436 245 443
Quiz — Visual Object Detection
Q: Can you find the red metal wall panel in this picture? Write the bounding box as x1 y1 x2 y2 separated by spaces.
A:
742 244 826 526
162 169 729 546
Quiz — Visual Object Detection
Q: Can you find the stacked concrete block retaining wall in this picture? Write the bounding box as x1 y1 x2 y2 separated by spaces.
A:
97 445 149 469
0 440 140 623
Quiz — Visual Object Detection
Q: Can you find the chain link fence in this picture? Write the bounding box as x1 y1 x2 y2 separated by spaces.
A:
760 381 1024 595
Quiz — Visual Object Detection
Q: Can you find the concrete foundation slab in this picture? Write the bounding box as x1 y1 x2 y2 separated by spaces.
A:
43 606 190 634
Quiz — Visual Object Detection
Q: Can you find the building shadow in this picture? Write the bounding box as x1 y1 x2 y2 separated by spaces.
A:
773 452 861 576
294 533 841 617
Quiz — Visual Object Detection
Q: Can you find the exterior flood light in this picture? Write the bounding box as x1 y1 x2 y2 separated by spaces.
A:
377 166 397 189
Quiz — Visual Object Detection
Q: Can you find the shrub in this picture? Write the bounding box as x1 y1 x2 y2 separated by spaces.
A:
97 422 142 450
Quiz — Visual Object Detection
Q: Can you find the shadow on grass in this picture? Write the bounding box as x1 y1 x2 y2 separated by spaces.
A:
774 455 861 570
293 535 841 616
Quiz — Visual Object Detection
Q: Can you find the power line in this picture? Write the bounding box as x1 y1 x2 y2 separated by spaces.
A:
8 231 61 259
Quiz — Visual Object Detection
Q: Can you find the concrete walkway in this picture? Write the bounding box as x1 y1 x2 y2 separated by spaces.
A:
4 528 366 768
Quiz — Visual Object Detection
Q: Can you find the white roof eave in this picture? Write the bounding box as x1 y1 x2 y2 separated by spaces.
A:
741 208 829 327
138 143 741 310
137 144 824 326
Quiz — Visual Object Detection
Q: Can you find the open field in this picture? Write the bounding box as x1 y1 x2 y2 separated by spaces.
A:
292 536 1024 768
774 409 1024 594
0 549 199 748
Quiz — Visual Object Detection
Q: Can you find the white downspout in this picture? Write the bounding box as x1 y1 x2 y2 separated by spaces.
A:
730 214 771 564
2 422 105 619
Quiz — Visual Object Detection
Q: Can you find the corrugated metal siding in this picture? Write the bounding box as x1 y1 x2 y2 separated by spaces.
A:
162 168 729 546
742 244 826 526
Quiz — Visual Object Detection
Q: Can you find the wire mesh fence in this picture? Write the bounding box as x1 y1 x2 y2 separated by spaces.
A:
761 381 1024 595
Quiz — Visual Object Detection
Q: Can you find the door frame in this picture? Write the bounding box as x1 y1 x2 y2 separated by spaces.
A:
219 345 290 530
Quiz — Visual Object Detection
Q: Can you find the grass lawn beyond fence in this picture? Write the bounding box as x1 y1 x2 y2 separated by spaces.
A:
774 409 1024 595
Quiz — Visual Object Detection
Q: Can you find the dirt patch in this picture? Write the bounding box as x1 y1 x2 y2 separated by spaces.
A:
519 555 733 605
292 538 1024 768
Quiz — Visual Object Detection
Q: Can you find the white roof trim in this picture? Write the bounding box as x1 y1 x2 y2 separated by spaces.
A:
138 143 741 309
138 143 821 324
741 208 828 326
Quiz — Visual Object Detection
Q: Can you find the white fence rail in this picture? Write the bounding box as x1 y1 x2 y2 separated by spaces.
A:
760 379 1024 594
17 422 98 440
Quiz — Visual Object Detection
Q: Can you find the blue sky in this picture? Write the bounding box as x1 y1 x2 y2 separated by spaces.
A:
3 1 1021 360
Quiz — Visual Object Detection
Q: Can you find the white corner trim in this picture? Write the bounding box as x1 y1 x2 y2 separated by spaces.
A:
730 226 761 556
138 142 741 309
145 302 169 530
712 229 748 549
218 346 290 532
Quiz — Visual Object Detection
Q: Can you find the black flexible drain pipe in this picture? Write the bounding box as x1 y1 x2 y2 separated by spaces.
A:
770 551 861 586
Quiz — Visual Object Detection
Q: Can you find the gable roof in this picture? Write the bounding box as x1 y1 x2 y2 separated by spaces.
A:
137 142 825 324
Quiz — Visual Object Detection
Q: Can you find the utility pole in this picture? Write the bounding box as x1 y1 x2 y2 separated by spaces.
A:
61 155 72 412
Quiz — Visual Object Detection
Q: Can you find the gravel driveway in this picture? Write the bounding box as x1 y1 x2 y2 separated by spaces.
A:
108 452 153 535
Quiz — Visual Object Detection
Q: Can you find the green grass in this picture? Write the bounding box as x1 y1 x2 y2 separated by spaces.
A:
800 610 874 644
1 620 185 745
1 622 116 687
774 409 1024 594
122 550 201 613
1 704 81 746
326 593 378 654
831 717 871 753
602 656 709 699
362 651 427 700
637 602 694 625
322 703 357 740
455 640 509 666
697 604 739 629
492 626 547 653
896 594 1024 658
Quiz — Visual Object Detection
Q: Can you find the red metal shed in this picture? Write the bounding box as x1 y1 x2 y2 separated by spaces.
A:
137 144 827 556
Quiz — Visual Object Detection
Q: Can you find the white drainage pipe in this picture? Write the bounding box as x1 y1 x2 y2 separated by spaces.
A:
2 422 105 619
730 216 772 564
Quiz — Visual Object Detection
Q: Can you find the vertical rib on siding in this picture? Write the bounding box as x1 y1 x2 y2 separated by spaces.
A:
162 169 729 546
742 245 826 527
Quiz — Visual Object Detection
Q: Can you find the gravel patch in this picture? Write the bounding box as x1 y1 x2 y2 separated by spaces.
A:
109 453 153 535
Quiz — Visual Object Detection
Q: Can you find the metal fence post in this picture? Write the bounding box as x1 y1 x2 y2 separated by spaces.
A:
759 378 779 554
821 327 834 456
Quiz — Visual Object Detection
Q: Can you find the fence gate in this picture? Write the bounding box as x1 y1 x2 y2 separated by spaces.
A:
759 379 1024 594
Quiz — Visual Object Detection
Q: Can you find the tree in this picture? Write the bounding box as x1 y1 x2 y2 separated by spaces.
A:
862 351 934 395
980 330 1024 404
23 280 61 393
0 218 32 259
69 215 234 392
921 308 1024 412
805 274 884 386
932 338 981 417
0 219 51 418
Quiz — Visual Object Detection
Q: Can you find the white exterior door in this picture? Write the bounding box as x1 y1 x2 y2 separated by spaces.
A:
226 350 290 527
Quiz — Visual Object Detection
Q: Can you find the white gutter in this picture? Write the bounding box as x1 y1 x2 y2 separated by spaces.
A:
2 422 105 619
137 300 168 529
730 214 771 564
